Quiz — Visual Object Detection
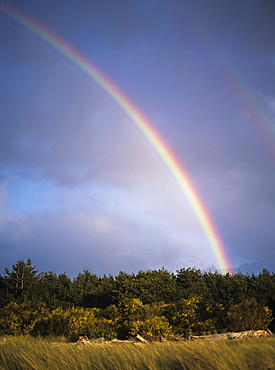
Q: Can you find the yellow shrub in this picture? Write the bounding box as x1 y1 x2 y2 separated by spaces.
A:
129 316 173 337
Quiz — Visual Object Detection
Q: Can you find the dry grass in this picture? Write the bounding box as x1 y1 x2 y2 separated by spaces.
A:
0 336 275 369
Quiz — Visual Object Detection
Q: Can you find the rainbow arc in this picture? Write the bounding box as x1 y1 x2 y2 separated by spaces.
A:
1 4 232 274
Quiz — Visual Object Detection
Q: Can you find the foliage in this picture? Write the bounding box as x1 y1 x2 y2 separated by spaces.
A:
116 299 173 338
32 307 113 341
129 316 173 337
0 302 46 335
226 298 273 332
0 259 274 339
166 297 217 335
0 259 41 306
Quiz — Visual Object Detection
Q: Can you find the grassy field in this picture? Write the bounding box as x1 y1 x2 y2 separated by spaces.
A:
0 336 275 370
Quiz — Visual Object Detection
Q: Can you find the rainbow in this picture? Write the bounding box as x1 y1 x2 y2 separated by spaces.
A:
193 18 275 160
1 4 232 274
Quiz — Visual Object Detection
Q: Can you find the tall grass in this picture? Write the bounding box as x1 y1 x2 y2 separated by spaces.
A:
0 336 275 370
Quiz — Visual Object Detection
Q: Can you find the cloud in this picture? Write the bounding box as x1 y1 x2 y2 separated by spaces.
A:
1 0 274 277
0 53 158 188
0 179 8 207
257 91 275 137
202 165 275 269
0 165 218 277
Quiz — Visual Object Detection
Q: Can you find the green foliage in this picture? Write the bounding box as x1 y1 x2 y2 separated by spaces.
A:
0 301 45 335
129 316 173 337
176 268 206 299
116 299 174 338
0 260 274 340
114 268 177 304
226 298 273 332
32 307 112 341
252 269 275 331
1 259 41 306
71 270 114 308
116 298 145 338
167 297 217 335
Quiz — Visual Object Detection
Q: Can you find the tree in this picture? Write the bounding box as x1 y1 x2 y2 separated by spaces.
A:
72 271 115 309
1 259 41 305
135 268 178 304
176 268 207 300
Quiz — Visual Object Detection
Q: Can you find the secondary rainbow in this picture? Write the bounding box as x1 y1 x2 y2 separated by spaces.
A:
192 17 275 160
1 4 232 274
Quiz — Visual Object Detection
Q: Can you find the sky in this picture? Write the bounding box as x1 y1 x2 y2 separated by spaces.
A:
0 0 274 277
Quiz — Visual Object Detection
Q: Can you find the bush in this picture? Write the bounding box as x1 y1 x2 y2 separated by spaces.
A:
0 302 44 335
129 316 174 337
226 298 273 331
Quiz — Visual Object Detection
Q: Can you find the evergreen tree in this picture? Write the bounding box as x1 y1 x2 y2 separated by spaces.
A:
1 259 41 305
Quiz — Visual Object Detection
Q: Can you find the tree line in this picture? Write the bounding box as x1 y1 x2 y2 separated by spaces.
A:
0 259 274 340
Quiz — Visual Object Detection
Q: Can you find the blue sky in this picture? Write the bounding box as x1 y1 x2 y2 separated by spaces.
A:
0 0 275 277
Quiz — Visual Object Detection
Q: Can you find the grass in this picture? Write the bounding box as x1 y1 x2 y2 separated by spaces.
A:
0 336 275 370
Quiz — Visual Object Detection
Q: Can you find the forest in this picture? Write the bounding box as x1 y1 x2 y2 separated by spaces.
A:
0 259 274 341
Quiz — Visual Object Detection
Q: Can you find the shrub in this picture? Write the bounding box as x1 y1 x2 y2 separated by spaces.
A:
226 298 273 331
